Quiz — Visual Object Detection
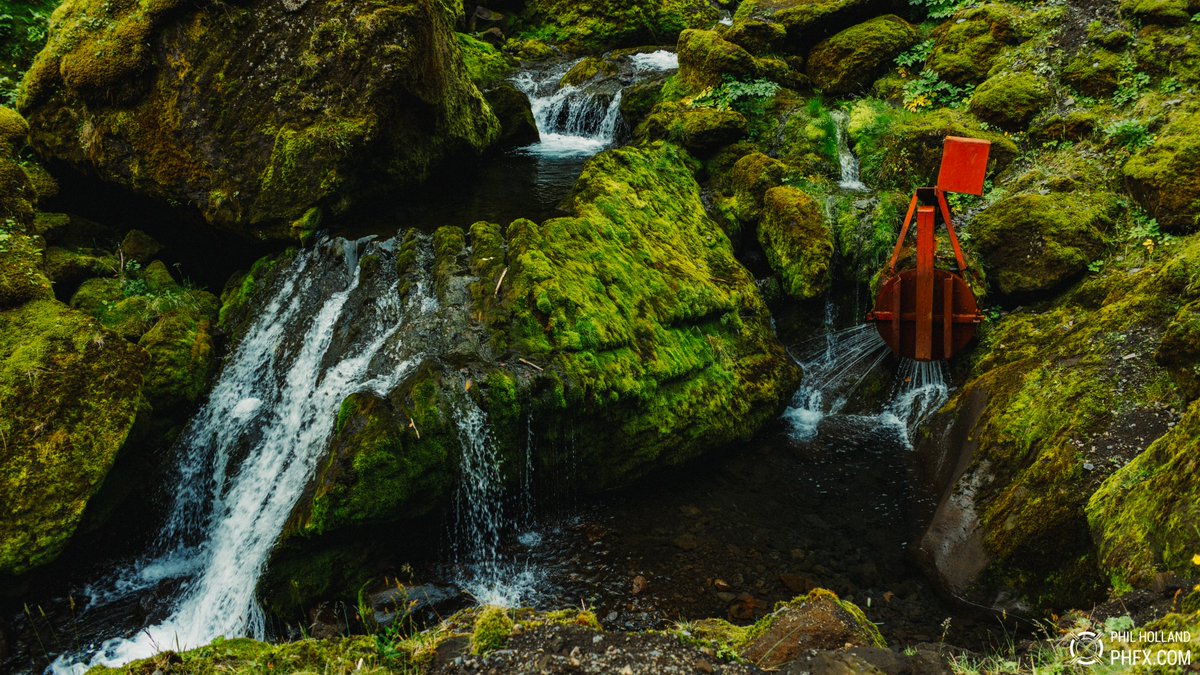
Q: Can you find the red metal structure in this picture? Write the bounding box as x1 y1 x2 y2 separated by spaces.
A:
866 137 988 362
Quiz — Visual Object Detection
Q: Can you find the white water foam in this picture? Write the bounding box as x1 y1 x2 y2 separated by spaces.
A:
54 238 434 672
512 63 625 158
830 110 868 192
628 49 678 73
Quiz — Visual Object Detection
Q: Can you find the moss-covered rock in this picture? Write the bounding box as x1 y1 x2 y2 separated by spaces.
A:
1156 299 1200 401
0 299 146 574
89 636 390 674
729 151 787 225
968 71 1052 130
1134 24 1200 83
728 0 904 55
917 234 1200 610
688 590 885 670
19 0 501 241
806 15 919 95
0 107 29 150
677 29 763 90
635 106 749 152
471 606 514 655
482 82 540 147
1029 110 1099 143
846 101 1017 191
1120 0 1193 26
1062 48 1123 98
518 0 719 54
758 186 833 300
971 192 1119 297
775 98 838 177
1123 106 1200 233
0 230 54 307
927 4 1028 85
1087 398 1200 587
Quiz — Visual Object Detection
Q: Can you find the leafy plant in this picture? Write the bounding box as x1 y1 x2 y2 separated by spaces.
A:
1112 58 1150 107
902 70 973 111
894 40 933 70
690 76 780 113
0 1 56 105
908 0 969 19
1104 119 1153 151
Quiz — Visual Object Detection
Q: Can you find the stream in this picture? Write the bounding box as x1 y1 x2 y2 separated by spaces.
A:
4 55 1005 673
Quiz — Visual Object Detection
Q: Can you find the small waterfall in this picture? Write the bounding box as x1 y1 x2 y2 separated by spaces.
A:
513 62 625 157
54 237 436 672
628 49 678 73
830 110 867 192
450 396 544 607
783 301 948 446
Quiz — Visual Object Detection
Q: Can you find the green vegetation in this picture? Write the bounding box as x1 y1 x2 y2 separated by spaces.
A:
470 606 514 655
0 0 57 104
806 15 919 95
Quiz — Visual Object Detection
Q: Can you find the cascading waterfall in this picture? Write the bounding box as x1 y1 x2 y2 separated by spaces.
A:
830 109 868 192
450 396 544 607
512 51 677 157
53 236 436 672
783 301 949 446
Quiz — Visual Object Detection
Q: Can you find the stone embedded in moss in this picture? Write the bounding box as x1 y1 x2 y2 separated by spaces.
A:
119 229 162 264
1062 48 1123 98
724 18 788 54
968 71 1052 130
1029 110 1099 143
482 82 540 148
0 232 54 307
806 15 919 95
1123 107 1200 233
0 155 37 227
758 186 834 300
619 79 668 131
927 4 1028 85
41 246 117 296
458 33 513 90
971 192 1119 296
1120 0 1192 25
20 0 501 240
635 106 749 152
1155 299 1200 401
1087 399 1200 586
137 299 219 413
0 299 146 574
730 152 787 224
560 56 619 87
470 606 514 655
677 29 762 90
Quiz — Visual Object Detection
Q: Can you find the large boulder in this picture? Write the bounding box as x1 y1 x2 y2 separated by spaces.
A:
264 143 802 613
0 300 147 574
926 4 1028 85
971 191 1120 297
968 71 1053 130
915 234 1200 610
727 0 906 54
635 106 749 152
17 0 501 241
806 15 919 95
1123 106 1200 233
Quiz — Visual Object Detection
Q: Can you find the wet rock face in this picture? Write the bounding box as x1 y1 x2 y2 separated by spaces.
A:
18 0 500 241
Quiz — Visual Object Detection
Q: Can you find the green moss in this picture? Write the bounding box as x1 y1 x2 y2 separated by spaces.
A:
806 15 919 95
88 636 390 674
729 151 787 226
846 100 1017 191
0 230 53 307
1088 399 1200 585
730 0 892 54
968 71 1052 130
518 0 719 54
0 299 146 574
560 56 618 87
1133 25 1200 84
218 251 291 336
1156 299 1200 400
777 97 838 177
972 192 1119 296
676 29 762 91
757 186 833 300
470 606 514 655
1123 106 1200 233
635 105 749 152
927 3 1028 85
457 33 512 89
0 107 28 149
1062 48 1123 98
1121 0 1193 25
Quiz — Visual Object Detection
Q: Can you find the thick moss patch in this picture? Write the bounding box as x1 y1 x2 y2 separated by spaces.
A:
926 4 1029 85
517 0 719 54
0 299 146 574
1123 106 1200 233
968 71 1052 130
758 186 833 300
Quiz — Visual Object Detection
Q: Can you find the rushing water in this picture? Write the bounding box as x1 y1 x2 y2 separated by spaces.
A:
831 109 868 192
51 237 434 672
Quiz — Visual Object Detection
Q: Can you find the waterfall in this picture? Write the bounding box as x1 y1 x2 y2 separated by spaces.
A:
53 236 437 672
783 301 948 446
449 396 544 607
830 110 868 192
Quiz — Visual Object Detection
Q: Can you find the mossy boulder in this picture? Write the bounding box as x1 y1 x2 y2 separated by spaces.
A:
847 102 1017 191
1156 299 1200 401
1029 110 1099 143
19 0 501 241
0 231 54 307
728 0 905 55
518 0 719 54
730 152 788 224
1062 48 1123 98
0 299 147 574
635 106 749 152
971 192 1119 297
677 29 763 90
1123 106 1200 233
482 82 540 148
1088 398 1200 587
689 590 885 670
776 99 838 176
917 234 1200 610
470 606 514 655
927 4 1028 85
968 71 1052 130
1120 0 1193 25
758 186 834 300
0 107 29 150
806 15 919 95
1134 25 1200 83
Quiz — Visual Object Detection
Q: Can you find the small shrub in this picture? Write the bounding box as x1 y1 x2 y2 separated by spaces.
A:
1103 119 1153 151
470 606 514 656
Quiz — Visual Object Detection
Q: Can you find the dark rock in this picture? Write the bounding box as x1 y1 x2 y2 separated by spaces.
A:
484 82 540 147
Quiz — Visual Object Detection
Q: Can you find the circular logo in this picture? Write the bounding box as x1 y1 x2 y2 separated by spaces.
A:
1070 630 1105 666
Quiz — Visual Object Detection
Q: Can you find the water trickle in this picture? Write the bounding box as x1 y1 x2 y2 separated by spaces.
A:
450 395 544 607
53 237 436 672
830 110 868 192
